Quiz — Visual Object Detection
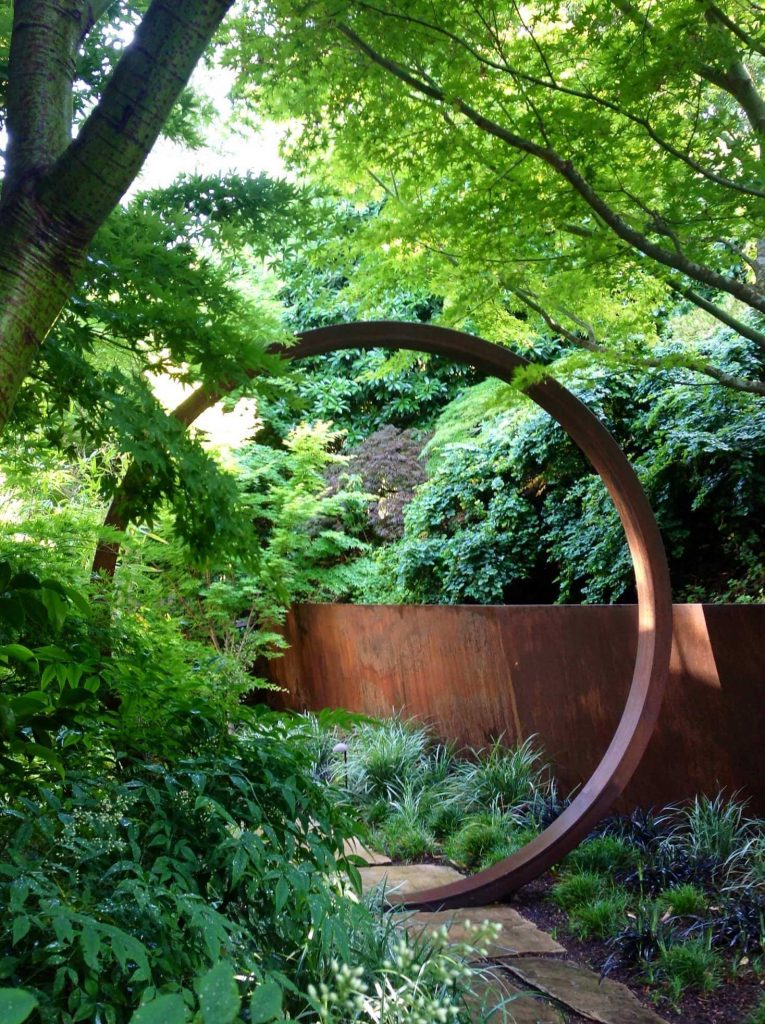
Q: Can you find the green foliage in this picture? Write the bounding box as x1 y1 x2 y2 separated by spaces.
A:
649 937 724 1002
570 893 630 941
423 378 521 462
0 989 38 1024
550 872 610 912
0 561 108 778
300 920 494 1023
0 711 365 1022
263 347 477 447
343 717 430 802
198 961 241 1023
446 738 548 814
374 782 437 862
130 993 189 1024
564 836 639 876
230 0 765 396
423 800 463 841
670 794 758 864
443 813 510 872
123 420 370 685
8 173 299 562
376 820 436 863
659 885 708 918
352 344 765 605
745 996 765 1024
249 980 283 1023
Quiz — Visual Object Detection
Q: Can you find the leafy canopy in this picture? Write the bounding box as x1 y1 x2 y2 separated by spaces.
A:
228 0 765 395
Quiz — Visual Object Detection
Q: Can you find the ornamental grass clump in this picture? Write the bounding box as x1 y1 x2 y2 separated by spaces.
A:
649 936 724 1003
745 996 765 1024
570 892 630 940
671 793 757 867
550 871 610 911
444 812 509 871
659 883 707 918
446 737 548 815
375 782 437 862
564 835 639 876
343 717 430 801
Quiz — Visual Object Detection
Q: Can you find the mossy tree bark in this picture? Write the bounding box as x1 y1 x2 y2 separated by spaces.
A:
0 0 234 431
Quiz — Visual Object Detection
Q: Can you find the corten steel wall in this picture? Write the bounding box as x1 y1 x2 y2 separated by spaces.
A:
268 603 765 814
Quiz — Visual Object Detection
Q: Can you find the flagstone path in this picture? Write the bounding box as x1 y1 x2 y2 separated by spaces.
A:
356 860 670 1024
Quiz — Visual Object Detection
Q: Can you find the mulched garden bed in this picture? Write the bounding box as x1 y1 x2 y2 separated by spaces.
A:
513 875 764 1024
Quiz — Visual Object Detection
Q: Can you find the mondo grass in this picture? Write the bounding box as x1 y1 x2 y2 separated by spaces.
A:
375 820 436 862
374 781 438 861
343 716 430 801
745 996 765 1024
550 871 611 911
446 736 548 815
668 793 758 866
444 812 509 871
426 800 464 840
649 936 724 1003
564 835 639 876
304 712 765 1014
570 892 630 940
659 883 707 918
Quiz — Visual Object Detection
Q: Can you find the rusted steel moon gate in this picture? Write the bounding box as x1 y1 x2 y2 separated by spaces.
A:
288 323 673 910
97 322 674 910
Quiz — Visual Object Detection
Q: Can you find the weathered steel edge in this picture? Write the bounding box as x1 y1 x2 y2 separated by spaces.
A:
288 322 674 910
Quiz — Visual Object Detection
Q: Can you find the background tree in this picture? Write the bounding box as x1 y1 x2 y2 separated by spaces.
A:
231 0 765 395
5 170 302 562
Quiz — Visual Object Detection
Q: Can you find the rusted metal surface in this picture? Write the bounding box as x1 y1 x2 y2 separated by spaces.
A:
94 321 674 909
271 602 765 816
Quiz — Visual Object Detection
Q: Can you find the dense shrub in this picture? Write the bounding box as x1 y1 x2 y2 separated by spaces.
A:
0 714 361 1021
325 425 431 543
345 341 765 605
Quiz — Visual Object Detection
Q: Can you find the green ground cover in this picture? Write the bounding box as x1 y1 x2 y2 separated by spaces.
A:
311 715 765 1011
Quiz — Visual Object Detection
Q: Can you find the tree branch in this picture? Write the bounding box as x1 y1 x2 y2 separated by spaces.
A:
337 22 765 317
354 1 765 198
92 378 226 577
37 0 234 237
3 1 82 196
699 60 765 141
79 1 120 43
505 282 765 395
504 283 604 353
702 3 765 58
668 282 765 352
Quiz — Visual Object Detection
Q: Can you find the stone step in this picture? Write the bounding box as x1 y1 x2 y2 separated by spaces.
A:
359 862 466 894
402 906 565 957
467 969 564 1023
503 958 670 1024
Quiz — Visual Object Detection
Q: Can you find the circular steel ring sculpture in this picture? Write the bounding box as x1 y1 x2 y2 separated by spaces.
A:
288 322 673 910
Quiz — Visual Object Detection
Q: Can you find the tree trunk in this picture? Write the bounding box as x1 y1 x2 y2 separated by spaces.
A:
0 0 234 434
0 191 88 425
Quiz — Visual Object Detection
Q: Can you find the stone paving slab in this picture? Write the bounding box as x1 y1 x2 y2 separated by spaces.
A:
468 970 564 1023
342 837 391 865
402 906 564 956
503 958 669 1024
359 862 465 894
